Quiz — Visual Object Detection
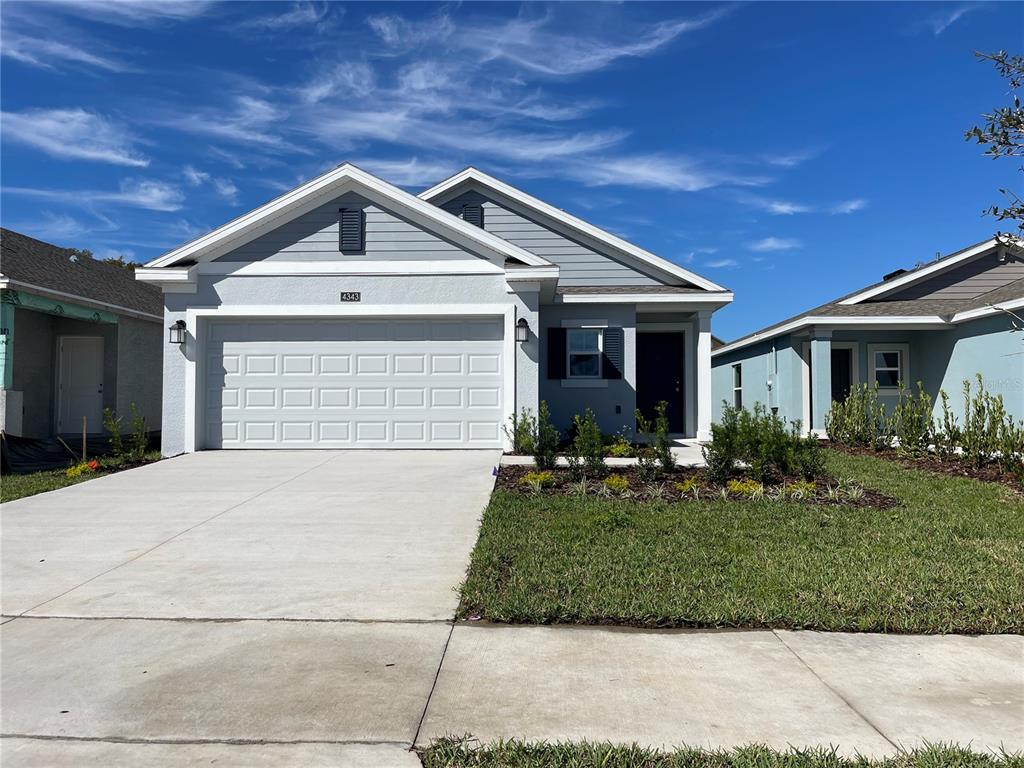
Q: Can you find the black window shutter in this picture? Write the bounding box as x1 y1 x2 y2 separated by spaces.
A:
602 327 624 380
547 328 566 379
461 203 484 228
339 208 364 252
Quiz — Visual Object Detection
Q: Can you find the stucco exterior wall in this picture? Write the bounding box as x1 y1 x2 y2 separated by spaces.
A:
115 315 163 430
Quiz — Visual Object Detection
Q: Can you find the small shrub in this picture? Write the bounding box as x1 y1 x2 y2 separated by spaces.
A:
520 470 555 493
706 404 822 482
786 479 817 500
602 474 630 495
533 401 559 470
653 400 676 472
726 477 764 499
103 407 124 457
504 408 536 455
572 408 607 479
605 436 634 458
891 382 934 457
129 403 148 460
703 404 739 484
634 409 662 481
675 477 703 498
792 435 827 481
936 389 961 460
66 459 99 479
826 382 887 449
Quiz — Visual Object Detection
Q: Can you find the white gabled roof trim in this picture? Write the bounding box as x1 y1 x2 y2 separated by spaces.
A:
951 296 1024 323
558 291 734 305
504 266 560 281
838 239 1000 305
420 167 728 293
712 315 949 357
142 163 553 270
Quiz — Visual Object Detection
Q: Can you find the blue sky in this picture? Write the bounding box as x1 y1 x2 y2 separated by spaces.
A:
1 1 1020 339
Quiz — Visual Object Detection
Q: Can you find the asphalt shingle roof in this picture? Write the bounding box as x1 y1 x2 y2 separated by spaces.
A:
0 228 162 317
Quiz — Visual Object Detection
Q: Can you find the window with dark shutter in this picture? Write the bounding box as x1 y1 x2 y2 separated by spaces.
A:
602 327 624 380
547 328 566 379
461 203 484 228
339 208 365 253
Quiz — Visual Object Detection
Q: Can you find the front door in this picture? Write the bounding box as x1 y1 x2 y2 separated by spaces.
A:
58 336 104 434
830 348 853 404
636 332 685 432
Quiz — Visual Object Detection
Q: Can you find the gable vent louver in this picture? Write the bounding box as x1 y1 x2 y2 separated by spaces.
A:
461 203 484 228
339 208 365 253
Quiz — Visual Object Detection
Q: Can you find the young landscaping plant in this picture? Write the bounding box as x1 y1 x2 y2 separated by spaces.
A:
533 400 559 470
825 382 888 449
505 407 537 455
633 408 662 481
567 408 607 480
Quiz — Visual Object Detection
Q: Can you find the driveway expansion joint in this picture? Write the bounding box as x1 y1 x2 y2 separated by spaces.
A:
1 734 414 748
771 630 900 751
6 614 455 625
413 621 456 746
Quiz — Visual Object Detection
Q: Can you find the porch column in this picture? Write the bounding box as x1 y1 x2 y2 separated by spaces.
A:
809 330 832 436
696 310 713 442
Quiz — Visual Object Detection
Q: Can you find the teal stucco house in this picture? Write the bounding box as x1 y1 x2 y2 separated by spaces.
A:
711 238 1023 435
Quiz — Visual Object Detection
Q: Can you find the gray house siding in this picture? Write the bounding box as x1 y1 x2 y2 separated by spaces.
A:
115 315 163 430
216 192 485 263
878 251 1024 301
440 190 663 286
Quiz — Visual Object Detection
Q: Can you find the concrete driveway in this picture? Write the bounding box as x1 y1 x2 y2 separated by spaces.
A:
2 450 498 766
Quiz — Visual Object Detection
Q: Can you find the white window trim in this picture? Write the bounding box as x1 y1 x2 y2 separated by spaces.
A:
566 327 603 380
867 343 909 392
732 363 742 409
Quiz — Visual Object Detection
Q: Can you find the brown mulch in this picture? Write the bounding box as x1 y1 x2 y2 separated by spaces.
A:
831 444 1024 494
495 463 898 509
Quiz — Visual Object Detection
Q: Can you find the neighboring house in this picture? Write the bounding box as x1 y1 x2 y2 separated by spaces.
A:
136 164 732 454
0 229 163 439
712 238 1023 434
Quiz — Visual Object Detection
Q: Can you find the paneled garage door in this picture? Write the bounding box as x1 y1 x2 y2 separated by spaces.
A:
204 318 505 448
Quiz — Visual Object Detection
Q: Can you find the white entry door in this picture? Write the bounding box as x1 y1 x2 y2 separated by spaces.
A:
58 336 105 434
204 318 505 449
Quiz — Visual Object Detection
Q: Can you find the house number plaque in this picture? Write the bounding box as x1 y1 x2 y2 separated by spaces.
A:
339 292 362 302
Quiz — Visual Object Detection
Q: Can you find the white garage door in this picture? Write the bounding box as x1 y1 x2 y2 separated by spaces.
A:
204 318 505 448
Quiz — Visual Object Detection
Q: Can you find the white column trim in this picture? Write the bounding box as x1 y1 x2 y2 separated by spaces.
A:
696 310 713 442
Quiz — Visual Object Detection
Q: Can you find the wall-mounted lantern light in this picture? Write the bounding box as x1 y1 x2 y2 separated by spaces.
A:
168 319 187 345
515 317 530 343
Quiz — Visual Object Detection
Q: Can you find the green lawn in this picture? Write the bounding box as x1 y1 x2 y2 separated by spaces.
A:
1 451 161 503
420 739 1020 767
458 450 1024 634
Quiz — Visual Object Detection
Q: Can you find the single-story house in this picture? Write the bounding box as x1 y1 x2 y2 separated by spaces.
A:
711 238 1023 434
0 228 164 439
135 164 733 454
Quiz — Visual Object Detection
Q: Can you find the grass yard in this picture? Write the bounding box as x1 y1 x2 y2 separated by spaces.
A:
1 451 162 503
459 450 1024 634
420 739 1021 767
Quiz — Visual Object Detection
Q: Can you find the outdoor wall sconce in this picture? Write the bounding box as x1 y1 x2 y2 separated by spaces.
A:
515 317 530 343
168 319 187 344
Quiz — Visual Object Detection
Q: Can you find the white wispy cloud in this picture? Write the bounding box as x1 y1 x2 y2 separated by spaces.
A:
1 31 130 72
183 165 210 186
564 154 769 192
759 147 825 168
353 157 458 188
923 4 977 35
681 246 719 264
212 178 239 204
299 62 376 104
750 236 802 252
237 1 334 33
705 258 738 268
43 0 213 26
829 198 868 215
2 108 149 166
741 194 813 215
365 12 455 50
7 179 185 211
159 95 295 150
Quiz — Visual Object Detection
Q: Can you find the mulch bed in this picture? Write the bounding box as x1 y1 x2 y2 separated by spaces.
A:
495 464 898 509
831 444 1024 494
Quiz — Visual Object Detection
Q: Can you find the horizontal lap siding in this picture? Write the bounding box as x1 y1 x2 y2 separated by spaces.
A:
879 251 1024 301
441 191 662 286
216 192 480 262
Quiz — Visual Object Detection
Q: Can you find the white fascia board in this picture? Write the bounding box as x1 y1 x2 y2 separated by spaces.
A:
143 164 552 270
838 239 999 305
196 260 504 277
712 315 949 357
504 266 560 281
135 266 196 283
558 291 734 305
951 296 1024 323
420 167 728 293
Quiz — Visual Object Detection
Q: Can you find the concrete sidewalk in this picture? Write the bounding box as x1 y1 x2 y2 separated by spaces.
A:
418 624 1024 758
